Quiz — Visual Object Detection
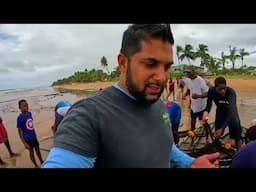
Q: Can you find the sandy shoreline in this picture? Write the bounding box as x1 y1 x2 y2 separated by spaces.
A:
54 78 256 97
0 88 81 168
54 77 256 130
54 81 116 91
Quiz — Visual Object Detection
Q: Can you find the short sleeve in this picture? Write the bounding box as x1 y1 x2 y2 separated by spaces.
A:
17 116 21 129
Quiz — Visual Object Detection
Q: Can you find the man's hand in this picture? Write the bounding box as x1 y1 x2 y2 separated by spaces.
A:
213 128 224 138
190 152 220 168
202 111 209 121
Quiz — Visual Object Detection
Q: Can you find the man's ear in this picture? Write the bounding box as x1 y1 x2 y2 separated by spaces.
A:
118 53 128 73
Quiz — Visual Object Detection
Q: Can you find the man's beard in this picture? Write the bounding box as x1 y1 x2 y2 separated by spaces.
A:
125 64 164 105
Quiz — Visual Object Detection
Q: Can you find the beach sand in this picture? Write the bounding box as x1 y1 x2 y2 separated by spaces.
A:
0 88 81 168
55 78 256 129
54 81 116 91
0 78 256 168
54 78 256 97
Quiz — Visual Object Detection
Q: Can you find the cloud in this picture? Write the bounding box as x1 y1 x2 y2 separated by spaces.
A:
0 24 129 90
172 24 256 66
0 24 256 90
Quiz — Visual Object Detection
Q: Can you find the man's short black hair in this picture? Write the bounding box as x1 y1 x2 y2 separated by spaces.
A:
214 77 226 87
120 24 174 58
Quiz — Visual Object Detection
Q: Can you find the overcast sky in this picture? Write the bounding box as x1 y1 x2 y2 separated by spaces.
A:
1 24 256 90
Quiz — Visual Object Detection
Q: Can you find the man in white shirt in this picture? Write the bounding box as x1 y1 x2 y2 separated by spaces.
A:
183 66 209 131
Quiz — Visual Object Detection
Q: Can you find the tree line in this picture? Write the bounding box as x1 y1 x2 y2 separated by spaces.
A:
176 43 250 72
52 44 255 86
52 56 120 86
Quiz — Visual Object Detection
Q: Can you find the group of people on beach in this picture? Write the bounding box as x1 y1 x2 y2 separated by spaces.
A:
167 66 243 150
41 24 256 168
2 24 256 168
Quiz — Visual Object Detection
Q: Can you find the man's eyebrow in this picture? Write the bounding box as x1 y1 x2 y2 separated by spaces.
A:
141 58 159 63
141 58 174 65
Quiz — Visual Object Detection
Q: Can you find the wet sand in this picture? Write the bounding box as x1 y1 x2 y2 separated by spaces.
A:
1 77 256 168
55 81 116 91
54 78 256 97
56 77 256 129
0 88 82 168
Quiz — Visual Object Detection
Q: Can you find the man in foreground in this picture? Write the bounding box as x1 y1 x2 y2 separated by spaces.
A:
43 24 219 168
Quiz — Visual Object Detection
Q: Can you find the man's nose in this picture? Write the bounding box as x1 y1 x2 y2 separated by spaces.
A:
152 67 168 82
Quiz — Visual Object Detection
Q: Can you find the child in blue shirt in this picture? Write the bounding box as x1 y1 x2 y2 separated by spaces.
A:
17 99 44 168
165 100 181 144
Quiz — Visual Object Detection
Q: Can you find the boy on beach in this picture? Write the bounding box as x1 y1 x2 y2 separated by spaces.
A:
17 99 44 168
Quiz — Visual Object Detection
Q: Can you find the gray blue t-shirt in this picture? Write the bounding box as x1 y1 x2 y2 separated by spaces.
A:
53 86 173 168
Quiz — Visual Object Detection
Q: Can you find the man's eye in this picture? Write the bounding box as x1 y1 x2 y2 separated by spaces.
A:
146 63 156 67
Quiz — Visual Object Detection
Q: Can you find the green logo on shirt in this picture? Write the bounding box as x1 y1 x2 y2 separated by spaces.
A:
162 112 170 125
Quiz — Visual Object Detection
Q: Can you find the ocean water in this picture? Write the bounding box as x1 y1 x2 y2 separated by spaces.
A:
0 86 92 116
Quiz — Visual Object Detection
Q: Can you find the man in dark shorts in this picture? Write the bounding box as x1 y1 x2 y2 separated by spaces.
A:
203 77 243 150
183 66 209 131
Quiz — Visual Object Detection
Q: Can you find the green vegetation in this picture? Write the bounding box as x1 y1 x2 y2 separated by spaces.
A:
172 43 256 78
53 43 256 86
175 43 252 72
171 64 256 79
52 67 120 86
52 56 120 86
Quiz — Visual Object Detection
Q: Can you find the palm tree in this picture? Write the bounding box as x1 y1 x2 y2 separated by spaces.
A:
176 45 183 65
100 56 109 74
196 44 210 71
179 44 195 65
238 48 249 68
206 56 218 73
228 46 240 70
218 51 228 70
